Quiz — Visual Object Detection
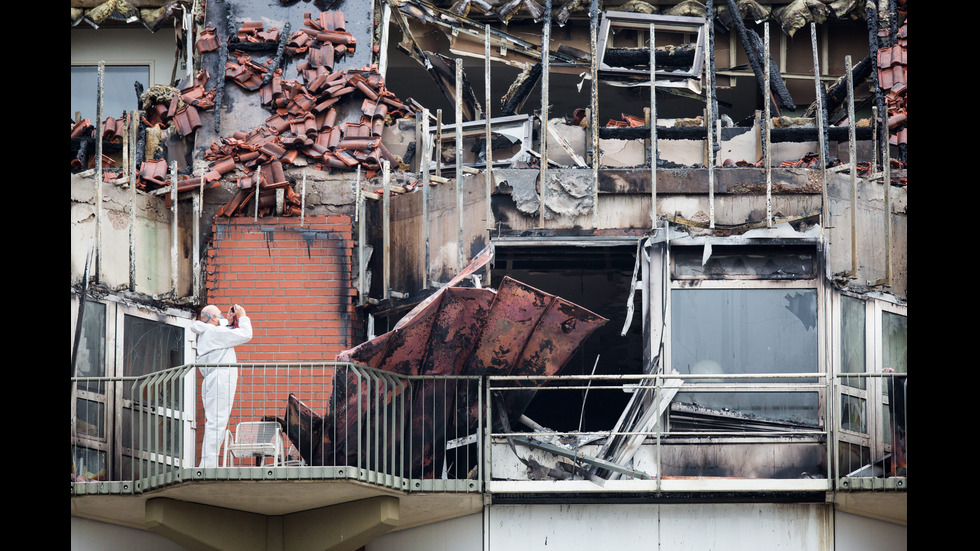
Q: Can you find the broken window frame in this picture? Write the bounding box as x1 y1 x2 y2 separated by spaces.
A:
833 292 906 477
426 114 533 172
662 243 824 433
596 12 705 93
71 295 196 481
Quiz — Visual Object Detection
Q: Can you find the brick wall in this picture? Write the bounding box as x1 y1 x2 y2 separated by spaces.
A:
197 215 358 465
205 215 358 361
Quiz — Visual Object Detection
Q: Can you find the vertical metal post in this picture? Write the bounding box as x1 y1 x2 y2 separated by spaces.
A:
378 2 392 79
539 0 552 228
129 110 138 291
643 107 650 167
485 25 494 231
192 193 200 300
455 59 465 271
650 23 658 229
121 114 130 182
355 165 364 302
705 31 716 229
872 106 879 175
420 110 431 288
383 160 391 300
764 23 772 228
198 175 205 299
883 129 892 286
810 23 828 229
184 10 194 79
590 0 600 229
253 163 260 221
300 170 307 226
436 109 443 178
170 161 179 298
706 0 717 230
95 61 105 283
358 186 366 306
846 54 858 277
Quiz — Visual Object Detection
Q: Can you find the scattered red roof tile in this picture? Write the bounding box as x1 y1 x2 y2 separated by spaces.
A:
878 18 907 146
197 27 219 53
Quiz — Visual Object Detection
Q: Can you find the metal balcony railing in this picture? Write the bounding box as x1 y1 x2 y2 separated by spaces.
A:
487 372 833 491
70 362 484 495
71 366 906 496
834 371 907 491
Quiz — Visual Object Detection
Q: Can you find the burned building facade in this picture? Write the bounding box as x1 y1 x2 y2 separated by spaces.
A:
71 0 906 549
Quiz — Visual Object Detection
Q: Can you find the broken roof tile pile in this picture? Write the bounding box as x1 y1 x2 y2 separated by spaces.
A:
70 117 126 172
198 11 415 216
878 17 907 146
605 114 646 128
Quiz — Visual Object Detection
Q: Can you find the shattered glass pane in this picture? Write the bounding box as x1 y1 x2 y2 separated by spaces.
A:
840 394 866 433
882 311 907 452
75 398 105 440
841 296 866 390
671 288 819 425
72 446 107 481
122 315 185 402
75 301 106 394
882 312 907 374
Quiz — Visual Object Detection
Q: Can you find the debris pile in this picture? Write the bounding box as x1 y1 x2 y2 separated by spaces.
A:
199 11 415 216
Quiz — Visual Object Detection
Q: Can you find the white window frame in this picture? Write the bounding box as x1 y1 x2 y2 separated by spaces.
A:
70 61 153 121
832 291 906 475
71 294 196 479
661 242 825 431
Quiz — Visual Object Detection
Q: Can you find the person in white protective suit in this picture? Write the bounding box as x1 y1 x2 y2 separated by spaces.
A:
191 303 253 467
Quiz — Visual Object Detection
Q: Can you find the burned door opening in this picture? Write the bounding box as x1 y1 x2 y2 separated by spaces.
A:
491 244 642 432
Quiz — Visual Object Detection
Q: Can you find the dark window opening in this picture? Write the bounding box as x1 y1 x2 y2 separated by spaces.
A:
492 245 643 432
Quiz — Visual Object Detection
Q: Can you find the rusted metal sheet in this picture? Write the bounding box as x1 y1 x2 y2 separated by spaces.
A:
394 244 494 331
284 393 331 467
464 277 554 377
279 265 605 474
336 330 392 368
421 287 494 376
375 293 444 375
412 287 494 477
503 297 607 417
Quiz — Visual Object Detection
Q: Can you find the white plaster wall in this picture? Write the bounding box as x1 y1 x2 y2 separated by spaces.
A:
367 513 482 551
71 517 187 551
368 503 835 551
71 174 194 297
834 511 907 551
488 503 830 550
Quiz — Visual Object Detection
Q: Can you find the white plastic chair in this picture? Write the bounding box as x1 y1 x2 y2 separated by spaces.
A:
223 421 285 467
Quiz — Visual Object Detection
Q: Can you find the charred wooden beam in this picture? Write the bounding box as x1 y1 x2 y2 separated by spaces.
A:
603 43 696 69
75 138 90 172
725 0 789 112
262 22 290 86
867 3 885 167
771 126 872 143
214 1 229 133
804 54 873 119
501 62 542 116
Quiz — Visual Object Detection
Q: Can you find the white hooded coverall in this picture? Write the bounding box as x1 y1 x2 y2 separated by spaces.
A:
191 316 253 467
